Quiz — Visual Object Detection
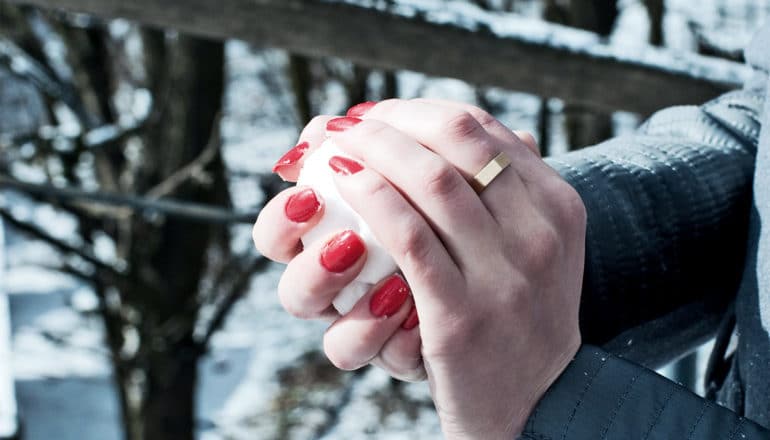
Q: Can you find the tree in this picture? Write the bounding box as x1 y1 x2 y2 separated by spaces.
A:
0 5 273 439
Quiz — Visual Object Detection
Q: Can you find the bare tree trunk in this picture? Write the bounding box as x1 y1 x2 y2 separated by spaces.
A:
142 339 201 440
129 35 226 440
288 54 313 126
383 71 398 99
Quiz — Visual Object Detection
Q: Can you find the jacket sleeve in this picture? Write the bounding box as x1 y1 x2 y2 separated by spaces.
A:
519 345 770 439
544 89 763 368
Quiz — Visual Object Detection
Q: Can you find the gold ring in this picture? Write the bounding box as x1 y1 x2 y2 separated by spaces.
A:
470 152 511 194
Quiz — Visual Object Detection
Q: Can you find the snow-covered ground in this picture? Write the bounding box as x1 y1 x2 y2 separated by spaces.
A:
2 0 770 438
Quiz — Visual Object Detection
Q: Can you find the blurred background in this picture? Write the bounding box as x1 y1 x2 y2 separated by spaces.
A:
0 0 767 439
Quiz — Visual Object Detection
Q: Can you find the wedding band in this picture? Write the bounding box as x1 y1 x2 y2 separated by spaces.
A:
470 152 512 194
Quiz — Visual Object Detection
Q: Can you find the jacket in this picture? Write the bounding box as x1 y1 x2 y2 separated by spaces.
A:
520 25 770 439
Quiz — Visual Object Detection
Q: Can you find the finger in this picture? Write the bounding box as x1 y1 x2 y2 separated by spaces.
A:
328 157 465 318
365 99 556 226
371 318 426 382
253 185 325 263
413 98 542 158
278 229 367 319
328 119 498 271
324 274 414 370
370 99 549 185
363 99 503 179
272 115 335 181
409 98 541 159
512 130 540 157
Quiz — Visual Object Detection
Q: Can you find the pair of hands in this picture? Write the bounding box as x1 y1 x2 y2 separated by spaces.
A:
253 99 586 438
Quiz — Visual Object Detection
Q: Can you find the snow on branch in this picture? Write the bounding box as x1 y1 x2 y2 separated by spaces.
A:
0 175 260 224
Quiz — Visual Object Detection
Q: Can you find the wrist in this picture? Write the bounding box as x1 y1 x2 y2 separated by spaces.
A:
508 338 583 437
439 339 581 440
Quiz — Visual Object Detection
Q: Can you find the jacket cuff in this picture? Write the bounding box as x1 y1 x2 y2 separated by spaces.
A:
519 345 769 439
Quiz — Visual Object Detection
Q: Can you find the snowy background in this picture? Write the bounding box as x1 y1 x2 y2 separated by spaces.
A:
2 0 770 438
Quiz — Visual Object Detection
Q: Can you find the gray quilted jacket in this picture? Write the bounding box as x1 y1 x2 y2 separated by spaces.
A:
521 25 770 438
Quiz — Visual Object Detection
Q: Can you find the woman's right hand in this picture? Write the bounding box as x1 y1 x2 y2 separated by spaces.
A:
254 99 585 439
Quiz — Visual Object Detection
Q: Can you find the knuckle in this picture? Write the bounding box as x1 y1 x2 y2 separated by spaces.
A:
252 219 285 262
360 172 394 202
444 111 485 141
325 351 362 371
422 162 463 199
399 367 428 383
523 224 562 275
545 179 587 231
465 106 497 129
277 280 317 320
278 292 310 319
355 118 393 140
397 221 434 268
324 335 372 371
515 130 540 155
301 115 331 138
389 364 427 382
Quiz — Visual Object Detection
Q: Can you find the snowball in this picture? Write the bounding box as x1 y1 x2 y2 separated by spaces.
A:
296 139 397 314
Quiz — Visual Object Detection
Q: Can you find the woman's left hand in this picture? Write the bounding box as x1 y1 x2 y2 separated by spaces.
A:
319 99 587 439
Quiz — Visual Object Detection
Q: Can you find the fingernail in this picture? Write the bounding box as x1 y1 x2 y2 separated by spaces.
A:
346 101 377 118
320 230 365 273
370 275 410 318
272 142 309 173
285 188 321 223
326 116 362 132
401 306 419 330
329 156 364 176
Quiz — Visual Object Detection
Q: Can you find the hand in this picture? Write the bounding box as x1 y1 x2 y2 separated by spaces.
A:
253 113 427 381
254 99 586 438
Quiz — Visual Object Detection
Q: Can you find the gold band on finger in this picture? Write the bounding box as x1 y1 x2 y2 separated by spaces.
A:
470 152 512 194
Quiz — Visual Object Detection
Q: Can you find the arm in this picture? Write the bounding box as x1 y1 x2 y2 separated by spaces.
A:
546 89 762 367
520 345 770 439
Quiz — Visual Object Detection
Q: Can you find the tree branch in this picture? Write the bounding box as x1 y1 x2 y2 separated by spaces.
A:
197 256 270 348
0 175 260 224
145 114 221 199
0 205 124 276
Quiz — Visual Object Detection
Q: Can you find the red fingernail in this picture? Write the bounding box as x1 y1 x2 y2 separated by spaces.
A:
329 156 364 175
401 306 419 330
326 117 362 132
320 230 365 273
346 101 377 118
285 188 321 223
272 142 309 173
370 275 410 318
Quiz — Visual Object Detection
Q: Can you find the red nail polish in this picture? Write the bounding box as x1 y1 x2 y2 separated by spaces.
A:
346 101 377 118
401 306 419 330
320 230 365 273
272 142 309 173
370 275 410 318
285 188 321 223
329 156 364 175
326 117 362 132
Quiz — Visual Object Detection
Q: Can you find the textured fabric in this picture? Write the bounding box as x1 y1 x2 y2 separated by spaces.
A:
523 24 770 437
544 90 760 368
519 346 770 439
735 24 770 428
